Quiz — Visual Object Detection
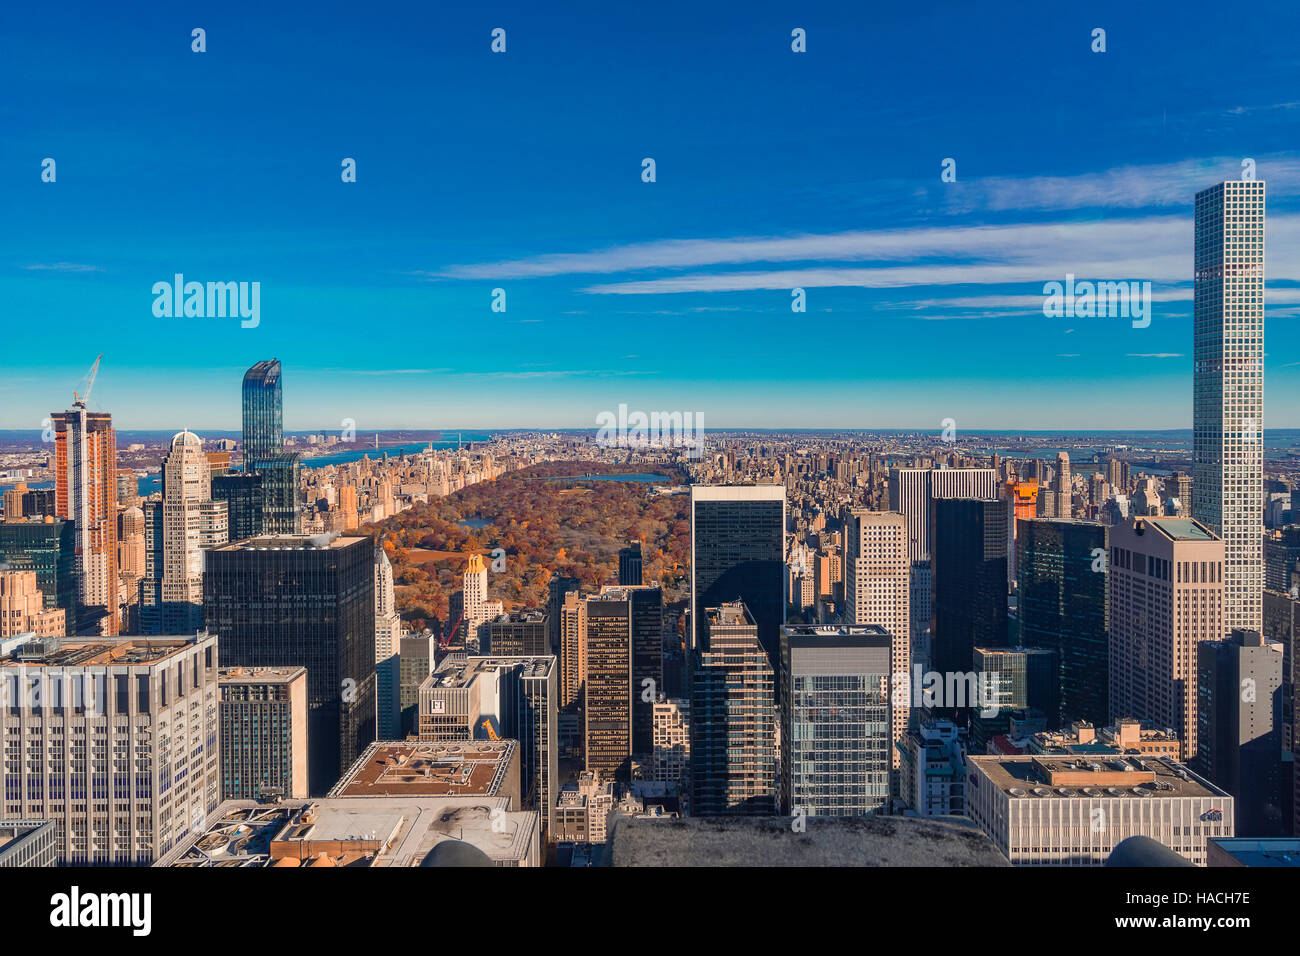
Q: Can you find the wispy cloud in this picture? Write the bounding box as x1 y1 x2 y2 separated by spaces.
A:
23 262 104 273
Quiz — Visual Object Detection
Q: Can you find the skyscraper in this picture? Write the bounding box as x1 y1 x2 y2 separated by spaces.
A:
241 359 284 461
203 534 377 794
159 431 227 633
1109 516 1224 761
1195 629 1284 836
889 467 996 563
240 360 301 535
374 548 402 739
1194 179 1265 634
0 518 76 618
779 624 892 816
691 602 776 815
929 497 1008 679
51 407 119 634
1054 452 1072 519
689 485 786 666
218 666 310 801
843 510 910 767
584 592 634 779
618 541 644 587
1018 518 1109 726
0 633 220 865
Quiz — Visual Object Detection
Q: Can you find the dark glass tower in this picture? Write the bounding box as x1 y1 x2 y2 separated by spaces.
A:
618 541 643 587
1018 518 1109 725
629 586 663 754
202 534 376 794
930 497 1008 679
241 359 284 461
690 485 786 668
240 360 300 534
211 471 265 542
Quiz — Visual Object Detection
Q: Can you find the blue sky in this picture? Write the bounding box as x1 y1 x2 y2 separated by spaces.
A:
2 0 1299 431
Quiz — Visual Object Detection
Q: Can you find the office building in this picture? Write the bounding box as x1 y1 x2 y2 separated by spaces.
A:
218 666 309 801
1193 179 1265 634
690 602 776 815
689 485 786 667
559 588 586 711
1196 630 1285 836
211 471 264 542
158 431 228 633
898 715 965 816
1018 518 1109 726
1264 526 1300 594
889 467 996 563
1109 516 1224 761
0 570 66 638
843 510 910 767
779 624 892 816
0 633 220 865
584 592 634 778
374 549 402 740
618 541 643 586
51 407 118 635
0 820 58 868
203 534 376 794
930 497 1008 679
651 698 690 791
398 630 435 735
1054 452 1072 519
967 753 1233 866
417 655 557 839
547 573 580 655
488 609 549 657
970 645 1059 751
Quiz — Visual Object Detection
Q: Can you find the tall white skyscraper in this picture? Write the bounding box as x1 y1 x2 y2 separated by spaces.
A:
161 430 227 631
844 510 910 768
375 548 402 739
1194 179 1265 634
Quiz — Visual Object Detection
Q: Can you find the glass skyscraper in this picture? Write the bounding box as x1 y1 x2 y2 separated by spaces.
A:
689 485 786 667
202 534 376 794
240 359 301 535
780 625 892 816
1018 517 1109 726
241 359 284 461
930 497 1008 680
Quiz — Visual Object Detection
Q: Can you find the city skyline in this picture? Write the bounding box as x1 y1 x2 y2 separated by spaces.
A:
5 2 1300 430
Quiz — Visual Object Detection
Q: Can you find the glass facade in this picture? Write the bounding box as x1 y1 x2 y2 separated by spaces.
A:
0 518 75 614
780 629 891 816
1018 518 1109 726
241 360 283 462
930 498 1008 679
202 536 376 794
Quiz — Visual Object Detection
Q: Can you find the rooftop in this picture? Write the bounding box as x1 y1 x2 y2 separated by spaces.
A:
608 815 1007 867
210 533 366 552
1208 838 1300 867
218 666 307 685
1135 517 1217 542
969 754 1227 800
328 740 516 798
158 797 537 867
0 636 201 668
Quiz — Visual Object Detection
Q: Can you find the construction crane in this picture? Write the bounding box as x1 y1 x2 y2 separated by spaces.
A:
73 354 103 408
